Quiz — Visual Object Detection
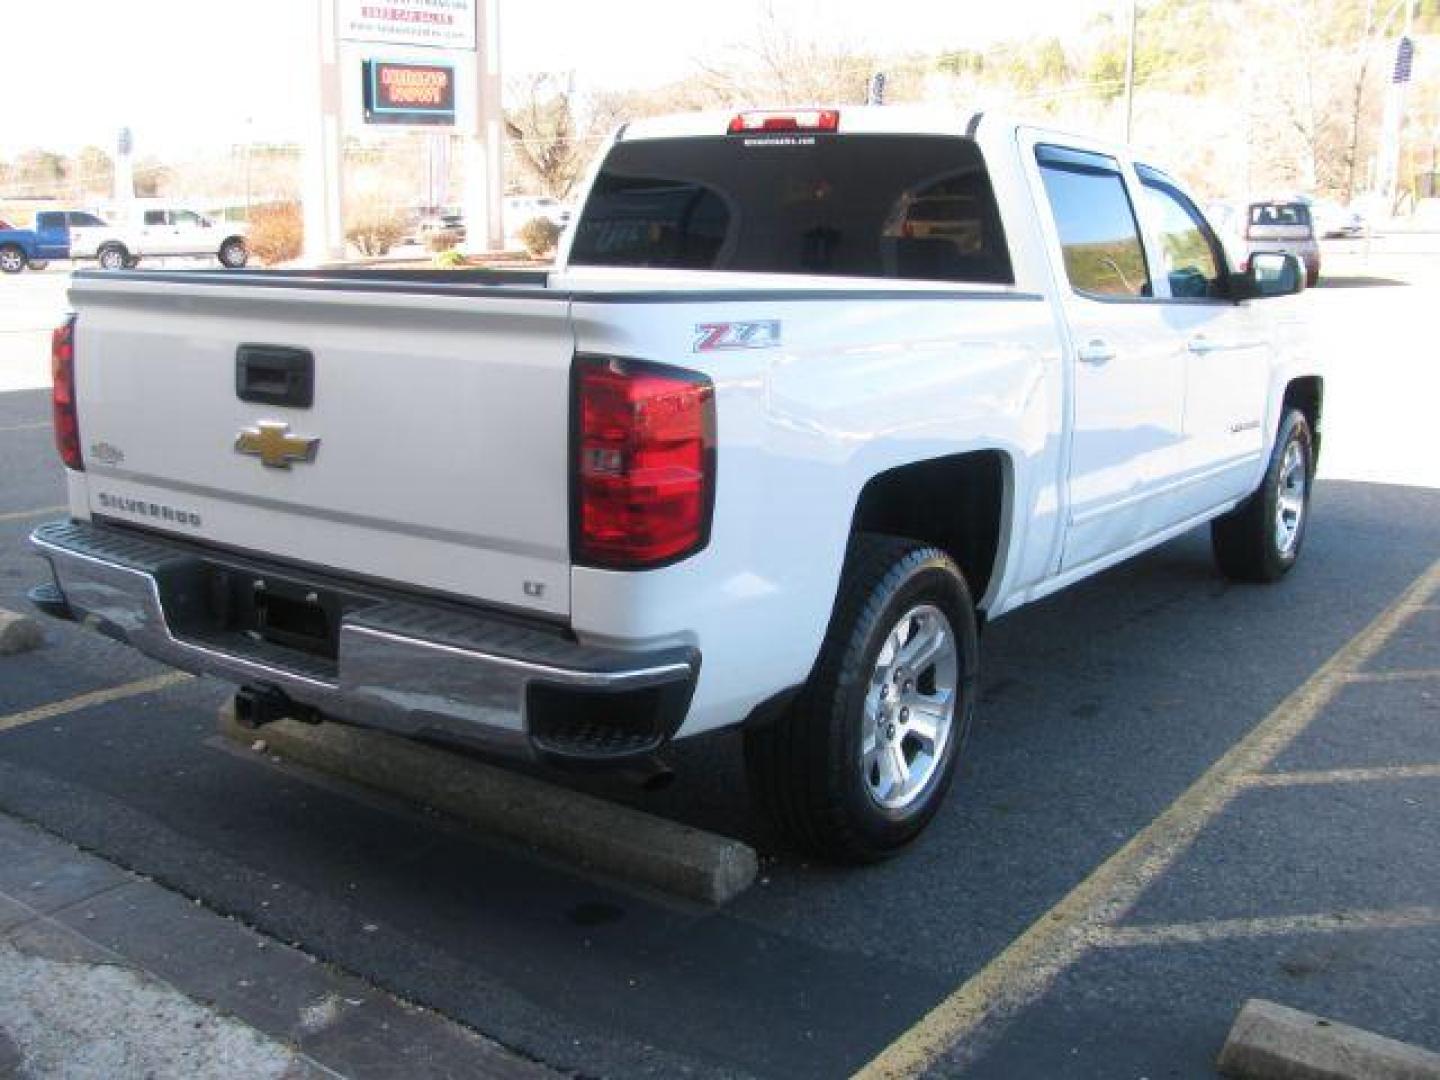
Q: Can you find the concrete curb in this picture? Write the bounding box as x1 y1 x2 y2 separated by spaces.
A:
219 705 758 906
0 609 43 656
1218 998 1440 1080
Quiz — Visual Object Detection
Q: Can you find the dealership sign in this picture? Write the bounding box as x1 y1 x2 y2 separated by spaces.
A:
339 0 476 51
362 60 457 126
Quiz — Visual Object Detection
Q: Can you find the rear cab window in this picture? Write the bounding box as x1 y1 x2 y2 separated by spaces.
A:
570 133 1014 285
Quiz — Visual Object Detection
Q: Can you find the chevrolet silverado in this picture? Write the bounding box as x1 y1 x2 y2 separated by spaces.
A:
31 107 1317 861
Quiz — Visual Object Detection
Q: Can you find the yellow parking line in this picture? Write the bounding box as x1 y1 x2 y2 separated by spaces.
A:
0 505 65 524
0 673 190 735
1097 906 1440 948
1245 763 1440 788
0 421 50 434
854 557 1440 1080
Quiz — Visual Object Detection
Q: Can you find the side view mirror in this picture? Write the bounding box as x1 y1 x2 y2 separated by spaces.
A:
1232 252 1306 300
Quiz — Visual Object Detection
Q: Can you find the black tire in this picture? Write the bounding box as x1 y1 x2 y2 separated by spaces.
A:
122 256 140 269
0 245 26 274
97 244 129 271
218 237 248 268
1212 408 1314 582
745 534 979 863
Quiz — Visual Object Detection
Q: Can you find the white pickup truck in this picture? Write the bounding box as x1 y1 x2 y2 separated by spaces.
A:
70 204 249 270
31 107 1317 862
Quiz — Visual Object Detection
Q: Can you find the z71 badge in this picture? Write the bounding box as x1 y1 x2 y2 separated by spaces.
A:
694 320 782 352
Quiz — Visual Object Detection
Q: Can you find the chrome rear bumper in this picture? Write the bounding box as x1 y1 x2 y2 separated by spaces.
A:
30 520 698 761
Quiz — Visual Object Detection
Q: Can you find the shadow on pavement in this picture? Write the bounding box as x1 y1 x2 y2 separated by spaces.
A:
1313 275 1408 289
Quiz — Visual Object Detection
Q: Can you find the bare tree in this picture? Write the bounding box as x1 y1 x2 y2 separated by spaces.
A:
691 2 874 105
504 73 620 199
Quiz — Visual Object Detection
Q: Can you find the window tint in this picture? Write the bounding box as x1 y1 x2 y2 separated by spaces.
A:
143 210 168 226
571 134 1014 284
1037 152 1150 298
171 210 203 226
68 212 106 227
1140 180 1224 299
36 212 65 231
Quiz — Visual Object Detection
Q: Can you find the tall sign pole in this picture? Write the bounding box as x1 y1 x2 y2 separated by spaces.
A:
1378 0 1416 212
114 127 135 212
462 0 504 253
304 0 347 264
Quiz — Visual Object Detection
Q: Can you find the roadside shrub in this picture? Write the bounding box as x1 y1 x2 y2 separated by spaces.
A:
517 216 562 258
345 206 407 256
424 228 462 254
245 202 303 266
433 249 466 268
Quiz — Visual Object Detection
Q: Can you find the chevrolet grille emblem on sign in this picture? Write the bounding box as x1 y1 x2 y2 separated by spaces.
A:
235 422 320 469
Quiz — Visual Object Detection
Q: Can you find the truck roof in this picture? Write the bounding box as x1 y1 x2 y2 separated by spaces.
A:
619 104 983 142
616 106 1146 166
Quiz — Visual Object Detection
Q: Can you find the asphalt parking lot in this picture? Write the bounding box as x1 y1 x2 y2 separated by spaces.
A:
1 244 1438 1078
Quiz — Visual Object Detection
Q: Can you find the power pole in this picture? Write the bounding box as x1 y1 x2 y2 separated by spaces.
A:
1123 0 1138 143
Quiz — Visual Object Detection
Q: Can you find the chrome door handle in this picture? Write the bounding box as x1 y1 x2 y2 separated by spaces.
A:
1187 335 1220 355
1076 339 1116 366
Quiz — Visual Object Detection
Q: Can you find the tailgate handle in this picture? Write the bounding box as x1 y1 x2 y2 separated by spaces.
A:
236 345 314 409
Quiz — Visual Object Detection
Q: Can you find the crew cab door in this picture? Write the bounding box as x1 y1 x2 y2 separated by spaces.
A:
139 210 180 254
167 210 212 255
1027 141 1188 571
1133 167 1271 514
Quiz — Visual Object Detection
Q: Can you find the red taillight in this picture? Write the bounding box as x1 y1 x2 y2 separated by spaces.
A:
52 315 83 471
575 357 714 569
727 109 840 135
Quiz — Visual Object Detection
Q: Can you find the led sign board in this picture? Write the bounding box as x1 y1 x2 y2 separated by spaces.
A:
362 60 456 126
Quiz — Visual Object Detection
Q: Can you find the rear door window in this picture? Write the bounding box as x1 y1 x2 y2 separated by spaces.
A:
1035 146 1151 298
570 134 1014 284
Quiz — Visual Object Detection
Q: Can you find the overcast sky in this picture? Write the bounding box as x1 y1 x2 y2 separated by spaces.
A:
3 0 1104 156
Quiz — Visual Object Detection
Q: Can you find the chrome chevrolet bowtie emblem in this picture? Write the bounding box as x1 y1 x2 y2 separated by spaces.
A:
234 421 320 469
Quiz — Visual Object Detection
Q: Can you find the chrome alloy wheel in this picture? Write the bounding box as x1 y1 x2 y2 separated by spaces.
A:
0 249 23 273
1275 439 1307 557
861 603 960 811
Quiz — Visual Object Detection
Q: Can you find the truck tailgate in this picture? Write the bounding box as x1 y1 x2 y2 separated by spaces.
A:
68 273 574 618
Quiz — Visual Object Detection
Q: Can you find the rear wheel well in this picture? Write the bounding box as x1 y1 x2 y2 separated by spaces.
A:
850 451 1007 607
1283 376 1323 463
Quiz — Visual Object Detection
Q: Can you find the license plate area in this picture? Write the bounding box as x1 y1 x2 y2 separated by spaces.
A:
161 563 365 662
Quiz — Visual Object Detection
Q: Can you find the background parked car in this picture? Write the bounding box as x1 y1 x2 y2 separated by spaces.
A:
503 195 571 240
73 204 248 269
0 211 70 272
1311 199 1367 238
1207 198 1321 287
